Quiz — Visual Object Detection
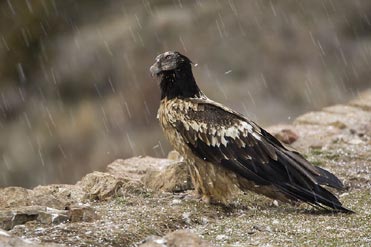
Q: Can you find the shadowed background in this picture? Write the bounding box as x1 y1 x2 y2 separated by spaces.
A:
1 0 371 187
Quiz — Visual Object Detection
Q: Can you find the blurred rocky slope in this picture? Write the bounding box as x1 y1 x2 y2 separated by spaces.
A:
1 0 371 187
0 90 370 246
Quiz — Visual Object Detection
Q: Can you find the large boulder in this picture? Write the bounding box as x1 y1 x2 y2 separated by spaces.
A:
107 156 193 193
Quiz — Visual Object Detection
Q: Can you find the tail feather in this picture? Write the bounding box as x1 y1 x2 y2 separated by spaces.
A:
314 166 344 189
284 150 345 189
275 148 352 213
277 183 354 213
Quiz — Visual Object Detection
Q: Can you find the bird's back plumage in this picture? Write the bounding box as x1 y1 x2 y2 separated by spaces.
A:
151 51 352 213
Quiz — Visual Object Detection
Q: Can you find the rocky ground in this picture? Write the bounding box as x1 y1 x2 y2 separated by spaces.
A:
1 90 371 246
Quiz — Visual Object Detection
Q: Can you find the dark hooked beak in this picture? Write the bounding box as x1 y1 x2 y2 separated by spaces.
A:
150 62 161 77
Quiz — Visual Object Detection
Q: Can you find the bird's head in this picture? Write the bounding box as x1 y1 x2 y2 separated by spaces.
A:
150 51 201 100
150 51 192 77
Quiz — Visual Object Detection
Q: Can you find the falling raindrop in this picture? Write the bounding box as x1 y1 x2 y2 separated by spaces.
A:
25 0 33 13
7 0 16 15
179 35 187 52
228 0 238 16
108 78 116 93
1 35 10 51
17 63 26 83
260 73 268 89
216 19 224 38
177 0 183 8
23 112 32 129
94 83 102 98
134 14 142 29
38 149 45 167
101 106 109 133
103 40 113 56
247 90 256 106
157 141 165 157
45 106 56 127
124 101 132 119
3 155 11 170
269 1 277 17
126 132 136 156
21 28 30 47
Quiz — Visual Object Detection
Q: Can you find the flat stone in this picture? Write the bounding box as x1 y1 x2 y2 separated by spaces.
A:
77 171 124 200
139 230 210 247
0 206 45 230
322 104 364 115
165 230 210 247
107 157 172 181
296 104 371 131
290 124 342 151
67 206 98 223
267 125 299 144
142 161 193 193
0 187 32 209
294 111 347 128
32 184 85 209
0 229 63 246
37 208 69 225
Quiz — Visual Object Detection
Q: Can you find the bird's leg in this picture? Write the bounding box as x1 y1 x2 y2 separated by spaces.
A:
188 163 201 197
188 162 212 203
201 195 211 204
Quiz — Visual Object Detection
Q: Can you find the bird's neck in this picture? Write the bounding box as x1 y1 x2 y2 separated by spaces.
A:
160 69 202 100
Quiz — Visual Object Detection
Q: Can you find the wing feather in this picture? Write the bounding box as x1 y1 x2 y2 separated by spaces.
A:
170 98 351 212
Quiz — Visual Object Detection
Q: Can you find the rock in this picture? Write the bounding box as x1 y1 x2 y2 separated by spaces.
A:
268 126 299 144
37 208 69 225
0 211 13 231
0 187 32 208
295 111 347 129
0 206 43 230
349 89 371 111
142 161 193 193
0 229 63 247
0 185 85 211
106 157 193 193
276 129 299 144
290 102 371 151
296 104 371 131
67 205 98 223
107 157 171 181
290 124 339 150
140 236 165 247
37 212 69 225
32 184 85 210
139 230 210 247
77 171 124 200
0 205 98 231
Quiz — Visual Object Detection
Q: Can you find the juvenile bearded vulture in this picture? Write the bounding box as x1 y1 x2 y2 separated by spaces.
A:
150 51 352 213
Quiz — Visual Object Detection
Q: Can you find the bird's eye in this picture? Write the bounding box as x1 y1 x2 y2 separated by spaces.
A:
165 55 171 60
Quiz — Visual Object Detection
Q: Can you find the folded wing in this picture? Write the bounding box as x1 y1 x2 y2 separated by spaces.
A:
170 98 351 212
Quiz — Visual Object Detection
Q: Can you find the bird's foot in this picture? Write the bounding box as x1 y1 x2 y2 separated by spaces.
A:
201 195 211 204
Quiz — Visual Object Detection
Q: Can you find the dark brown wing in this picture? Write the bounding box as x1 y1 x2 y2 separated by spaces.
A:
170 98 351 212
